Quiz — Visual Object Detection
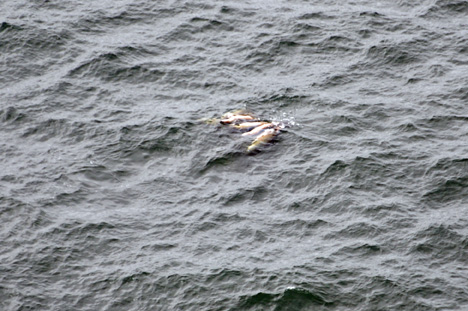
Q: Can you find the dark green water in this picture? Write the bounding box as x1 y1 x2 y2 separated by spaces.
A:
1 0 468 310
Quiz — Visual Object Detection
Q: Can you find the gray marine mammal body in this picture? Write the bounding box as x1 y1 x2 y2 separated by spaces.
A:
215 110 282 153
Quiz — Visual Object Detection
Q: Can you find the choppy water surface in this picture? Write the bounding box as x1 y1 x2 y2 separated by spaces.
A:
2 0 468 310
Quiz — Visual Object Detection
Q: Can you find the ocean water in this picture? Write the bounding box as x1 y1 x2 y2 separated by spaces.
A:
2 0 468 310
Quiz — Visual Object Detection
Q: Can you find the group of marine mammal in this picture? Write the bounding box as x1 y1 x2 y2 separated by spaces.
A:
206 109 284 153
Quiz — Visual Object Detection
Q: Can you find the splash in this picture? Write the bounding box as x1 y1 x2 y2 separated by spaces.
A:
268 109 299 129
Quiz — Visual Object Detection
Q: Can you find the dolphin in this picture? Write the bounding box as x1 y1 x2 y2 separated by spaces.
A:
220 114 256 124
232 121 268 130
221 109 249 118
247 128 280 153
242 122 276 136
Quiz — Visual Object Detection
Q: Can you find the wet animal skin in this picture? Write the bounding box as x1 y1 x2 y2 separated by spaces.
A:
218 110 281 153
